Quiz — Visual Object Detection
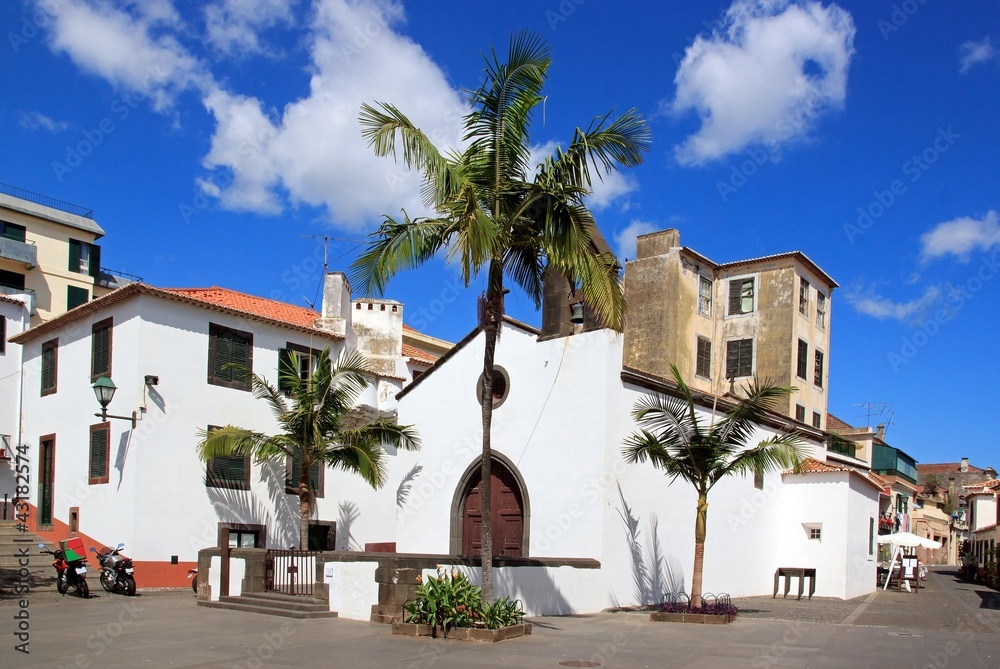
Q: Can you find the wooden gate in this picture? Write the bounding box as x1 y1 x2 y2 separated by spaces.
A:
265 549 318 596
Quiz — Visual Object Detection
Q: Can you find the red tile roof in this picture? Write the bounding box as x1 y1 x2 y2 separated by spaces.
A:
161 287 320 329
785 457 889 494
825 413 856 433
0 294 28 307
918 462 990 475
402 343 437 366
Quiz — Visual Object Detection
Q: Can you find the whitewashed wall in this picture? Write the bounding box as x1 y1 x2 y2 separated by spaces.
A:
0 295 30 506
394 322 880 610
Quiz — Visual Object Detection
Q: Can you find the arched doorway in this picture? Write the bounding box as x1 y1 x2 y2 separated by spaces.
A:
451 457 528 557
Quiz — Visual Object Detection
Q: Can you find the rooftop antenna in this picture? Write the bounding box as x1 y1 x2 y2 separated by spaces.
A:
297 235 367 309
852 402 891 428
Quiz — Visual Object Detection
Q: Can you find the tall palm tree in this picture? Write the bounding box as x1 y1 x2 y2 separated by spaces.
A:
351 31 650 601
196 348 420 550
622 367 804 608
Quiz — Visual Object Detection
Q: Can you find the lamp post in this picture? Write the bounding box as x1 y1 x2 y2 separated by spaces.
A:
92 376 137 429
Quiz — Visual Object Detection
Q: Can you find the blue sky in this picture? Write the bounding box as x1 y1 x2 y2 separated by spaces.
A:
2 0 998 467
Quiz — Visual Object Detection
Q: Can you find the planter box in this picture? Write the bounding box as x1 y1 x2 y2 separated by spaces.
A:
391 622 532 642
650 611 736 625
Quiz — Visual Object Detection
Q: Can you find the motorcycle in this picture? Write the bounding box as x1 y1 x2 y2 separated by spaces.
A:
90 543 136 596
38 542 90 598
187 568 198 594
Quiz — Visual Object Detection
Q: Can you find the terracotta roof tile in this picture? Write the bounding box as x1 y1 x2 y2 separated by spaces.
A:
785 457 889 494
161 287 320 328
0 294 28 307
918 462 989 475
402 343 437 366
825 413 856 433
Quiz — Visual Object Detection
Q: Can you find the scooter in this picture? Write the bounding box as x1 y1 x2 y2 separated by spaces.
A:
90 543 136 596
38 543 90 598
187 568 198 594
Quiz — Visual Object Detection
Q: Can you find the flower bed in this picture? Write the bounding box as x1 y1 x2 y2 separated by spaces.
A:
650 596 738 624
392 567 529 642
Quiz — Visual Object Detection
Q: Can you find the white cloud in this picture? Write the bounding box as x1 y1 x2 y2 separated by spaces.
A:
844 285 940 323
587 170 638 211
920 211 1000 262
41 0 205 111
670 0 855 166
613 220 659 262
204 0 295 56
959 37 997 74
34 0 466 229
18 111 69 132
199 0 467 227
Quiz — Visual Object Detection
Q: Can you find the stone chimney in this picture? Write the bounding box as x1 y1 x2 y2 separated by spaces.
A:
876 423 885 440
314 272 353 339
635 228 680 260
961 457 969 473
351 298 404 378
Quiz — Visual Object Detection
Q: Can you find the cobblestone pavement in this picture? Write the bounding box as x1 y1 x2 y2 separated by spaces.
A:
2 568 999 668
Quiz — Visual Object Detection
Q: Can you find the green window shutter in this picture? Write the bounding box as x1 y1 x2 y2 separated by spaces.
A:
287 458 320 494
91 321 111 378
90 428 108 480
214 333 234 381
89 244 101 278
728 280 742 315
41 341 57 393
231 335 249 384
68 239 81 273
796 340 808 379
67 286 89 310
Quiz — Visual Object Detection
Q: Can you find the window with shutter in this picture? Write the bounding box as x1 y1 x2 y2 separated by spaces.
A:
698 277 713 315
725 338 753 378
814 350 824 388
696 336 712 379
816 293 827 328
799 278 810 315
91 318 112 380
278 343 322 395
89 423 110 484
795 404 806 422
208 323 253 390
796 339 808 379
727 277 755 316
204 424 250 489
286 458 323 497
41 338 58 396
67 285 89 310
812 412 822 429
0 318 5 355
0 269 25 291
0 221 26 242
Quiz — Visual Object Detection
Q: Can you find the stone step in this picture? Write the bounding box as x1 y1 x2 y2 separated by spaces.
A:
220 594 330 613
233 591 329 607
198 599 339 620
370 603 404 624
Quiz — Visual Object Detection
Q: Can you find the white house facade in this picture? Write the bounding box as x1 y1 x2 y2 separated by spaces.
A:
10 275 417 587
1 293 31 516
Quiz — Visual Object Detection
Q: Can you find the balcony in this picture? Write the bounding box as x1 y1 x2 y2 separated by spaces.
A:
0 235 37 268
0 286 36 315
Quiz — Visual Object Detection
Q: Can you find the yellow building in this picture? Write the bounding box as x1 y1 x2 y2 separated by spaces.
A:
0 186 131 326
621 228 837 428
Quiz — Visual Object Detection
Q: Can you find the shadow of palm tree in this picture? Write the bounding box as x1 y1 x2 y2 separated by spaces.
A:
396 464 422 509
338 501 361 551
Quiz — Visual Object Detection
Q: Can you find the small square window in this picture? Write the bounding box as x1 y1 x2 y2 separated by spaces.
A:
208 323 253 391
809 527 822 541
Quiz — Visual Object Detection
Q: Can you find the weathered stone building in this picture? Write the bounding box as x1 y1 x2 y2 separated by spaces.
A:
621 229 837 428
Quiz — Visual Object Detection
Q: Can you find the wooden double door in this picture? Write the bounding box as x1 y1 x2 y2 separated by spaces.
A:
461 462 524 557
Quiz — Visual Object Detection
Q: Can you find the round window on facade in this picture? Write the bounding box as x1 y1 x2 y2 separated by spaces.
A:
476 366 510 408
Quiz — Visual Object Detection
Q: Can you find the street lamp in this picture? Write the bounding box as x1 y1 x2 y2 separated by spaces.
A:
92 376 137 428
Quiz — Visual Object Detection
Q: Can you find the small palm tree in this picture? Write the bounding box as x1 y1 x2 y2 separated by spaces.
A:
352 31 649 601
622 367 804 608
196 348 420 550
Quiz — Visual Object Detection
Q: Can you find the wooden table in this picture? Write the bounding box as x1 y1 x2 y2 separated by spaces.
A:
772 567 817 600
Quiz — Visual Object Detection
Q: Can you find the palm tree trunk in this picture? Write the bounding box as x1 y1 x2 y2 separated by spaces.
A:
691 490 708 609
479 262 504 603
299 466 312 551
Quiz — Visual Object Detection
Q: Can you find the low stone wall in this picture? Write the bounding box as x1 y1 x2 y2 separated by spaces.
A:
197 548 600 620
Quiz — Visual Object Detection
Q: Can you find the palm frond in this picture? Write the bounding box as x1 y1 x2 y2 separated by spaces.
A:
349 214 451 296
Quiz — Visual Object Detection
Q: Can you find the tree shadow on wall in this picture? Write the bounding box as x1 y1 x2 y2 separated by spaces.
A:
201 461 298 550
609 483 686 607
338 501 361 551
396 464 422 509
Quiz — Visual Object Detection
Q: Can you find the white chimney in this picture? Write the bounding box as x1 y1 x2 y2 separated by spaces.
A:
961 457 969 473
314 272 353 339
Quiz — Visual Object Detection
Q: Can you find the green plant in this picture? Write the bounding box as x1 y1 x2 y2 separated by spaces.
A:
481 596 525 628
195 347 419 549
403 569 483 635
622 366 804 608
402 569 525 634
352 30 649 601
